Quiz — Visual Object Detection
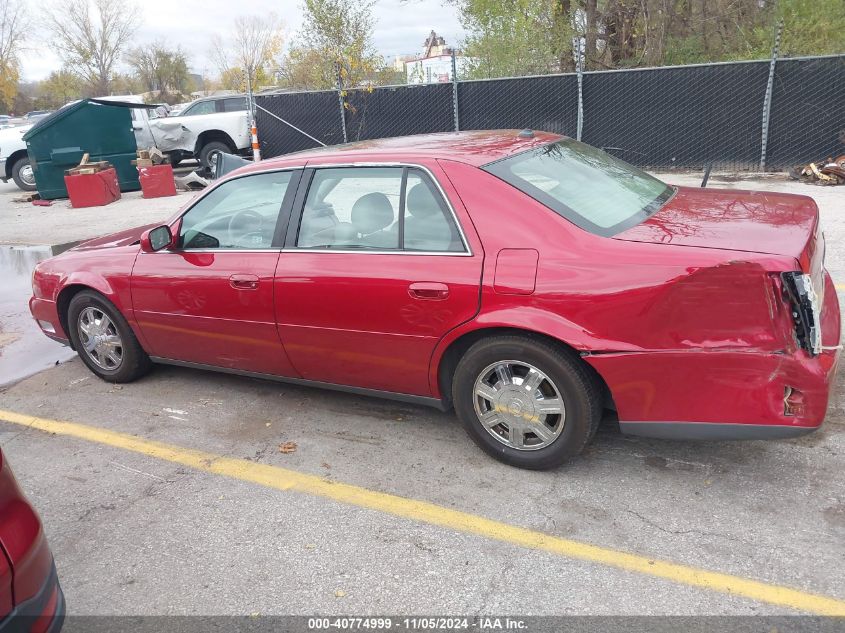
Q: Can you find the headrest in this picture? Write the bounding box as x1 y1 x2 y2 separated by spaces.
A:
351 192 394 234
406 183 440 218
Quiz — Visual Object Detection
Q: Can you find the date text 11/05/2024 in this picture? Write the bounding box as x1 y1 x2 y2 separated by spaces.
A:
307 617 527 630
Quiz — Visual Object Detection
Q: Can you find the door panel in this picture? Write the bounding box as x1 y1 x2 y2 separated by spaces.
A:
274 163 483 396
131 169 300 376
132 251 296 374
275 253 480 394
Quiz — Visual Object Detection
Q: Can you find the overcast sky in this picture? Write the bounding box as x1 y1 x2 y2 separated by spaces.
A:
20 0 467 82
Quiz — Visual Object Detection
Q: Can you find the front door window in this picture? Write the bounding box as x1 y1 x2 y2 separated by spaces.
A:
180 171 293 250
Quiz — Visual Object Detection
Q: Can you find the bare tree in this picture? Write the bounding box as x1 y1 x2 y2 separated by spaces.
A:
44 0 141 96
211 14 285 90
127 43 190 96
0 0 30 108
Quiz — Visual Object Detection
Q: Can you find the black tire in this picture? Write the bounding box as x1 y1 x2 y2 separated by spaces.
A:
67 290 152 383
452 336 601 470
11 157 36 191
197 140 230 170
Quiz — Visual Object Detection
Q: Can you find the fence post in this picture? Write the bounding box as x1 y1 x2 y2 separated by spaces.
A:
335 61 349 144
576 39 584 142
245 70 260 162
760 18 783 171
451 49 460 132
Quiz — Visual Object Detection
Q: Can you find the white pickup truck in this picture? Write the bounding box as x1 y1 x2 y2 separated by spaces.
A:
143 94 251 169
1 94 251 191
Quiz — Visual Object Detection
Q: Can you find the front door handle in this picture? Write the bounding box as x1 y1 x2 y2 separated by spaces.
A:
408 282 449 300
229 274 259 290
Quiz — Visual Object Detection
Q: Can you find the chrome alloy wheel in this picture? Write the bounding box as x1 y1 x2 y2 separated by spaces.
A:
19 164 35 187
77 307 123 370
473 360 565 451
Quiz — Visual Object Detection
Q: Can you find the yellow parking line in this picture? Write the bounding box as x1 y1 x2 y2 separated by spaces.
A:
1 408 844 616
835 284 845 291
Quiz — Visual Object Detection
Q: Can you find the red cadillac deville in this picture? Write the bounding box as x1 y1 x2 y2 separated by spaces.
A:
29 131 841 469
0 448 64 632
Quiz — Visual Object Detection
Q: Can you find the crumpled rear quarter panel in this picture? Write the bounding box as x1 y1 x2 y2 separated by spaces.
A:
587 271 841 427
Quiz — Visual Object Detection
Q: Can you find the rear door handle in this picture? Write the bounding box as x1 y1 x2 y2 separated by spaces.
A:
229 274 259 290
408 282 449 300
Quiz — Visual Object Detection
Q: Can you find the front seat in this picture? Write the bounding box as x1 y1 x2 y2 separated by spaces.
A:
404 183 456 251
351 192 398 248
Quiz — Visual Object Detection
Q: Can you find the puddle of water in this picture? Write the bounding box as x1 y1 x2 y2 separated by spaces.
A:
0 244 77 387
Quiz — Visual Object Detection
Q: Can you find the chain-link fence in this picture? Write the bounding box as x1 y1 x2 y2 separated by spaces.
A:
255 53 844 172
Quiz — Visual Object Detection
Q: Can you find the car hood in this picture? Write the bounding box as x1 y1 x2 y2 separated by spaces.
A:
71 223 159 251
613 186 818 261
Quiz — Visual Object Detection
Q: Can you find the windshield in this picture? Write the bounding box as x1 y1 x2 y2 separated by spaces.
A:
483 139 673 236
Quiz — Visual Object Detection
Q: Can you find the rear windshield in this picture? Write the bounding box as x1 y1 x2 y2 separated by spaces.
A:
483 139 674 236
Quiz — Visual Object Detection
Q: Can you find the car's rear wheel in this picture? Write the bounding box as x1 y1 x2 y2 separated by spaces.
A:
12 157 36 191
67 290 152 383
452 336 601 470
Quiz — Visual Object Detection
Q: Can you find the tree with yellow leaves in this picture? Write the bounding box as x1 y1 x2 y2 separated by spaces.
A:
280 0 383 91
0 0 29 111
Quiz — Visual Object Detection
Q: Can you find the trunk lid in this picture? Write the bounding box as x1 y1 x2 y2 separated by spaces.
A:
614 186 820 269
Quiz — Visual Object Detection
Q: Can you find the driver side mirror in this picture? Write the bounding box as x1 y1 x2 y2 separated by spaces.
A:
140 225 174 253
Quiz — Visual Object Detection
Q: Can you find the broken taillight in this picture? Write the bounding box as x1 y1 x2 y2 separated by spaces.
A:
783 386 806 416
781 272 822 356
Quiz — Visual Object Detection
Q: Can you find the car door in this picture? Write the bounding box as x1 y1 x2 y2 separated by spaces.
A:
130 108 156 150
274 162 483 396
131 169 301 376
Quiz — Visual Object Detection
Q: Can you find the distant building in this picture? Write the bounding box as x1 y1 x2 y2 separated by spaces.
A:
399 31 471 84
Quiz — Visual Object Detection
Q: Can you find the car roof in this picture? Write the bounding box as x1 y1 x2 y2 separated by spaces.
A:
244 130 562 170
194 94 246 102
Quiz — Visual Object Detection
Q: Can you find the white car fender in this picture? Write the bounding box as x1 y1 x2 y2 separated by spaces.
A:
148 111 249 154
0 124 33 181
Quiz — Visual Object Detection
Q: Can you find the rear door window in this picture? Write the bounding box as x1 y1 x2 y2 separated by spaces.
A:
221 97 248 112
295 167 465 252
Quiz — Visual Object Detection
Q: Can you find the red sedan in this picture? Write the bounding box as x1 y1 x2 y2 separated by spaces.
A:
29 130 841 469
0 448 64 632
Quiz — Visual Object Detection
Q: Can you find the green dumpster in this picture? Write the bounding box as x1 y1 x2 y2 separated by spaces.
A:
22 99 151 200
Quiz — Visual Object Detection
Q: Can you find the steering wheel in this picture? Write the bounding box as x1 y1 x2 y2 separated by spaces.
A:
227 209 264 247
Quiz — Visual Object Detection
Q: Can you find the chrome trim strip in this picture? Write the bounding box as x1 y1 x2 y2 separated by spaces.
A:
149 356 448 411
280 248 472 257
144 249 282 254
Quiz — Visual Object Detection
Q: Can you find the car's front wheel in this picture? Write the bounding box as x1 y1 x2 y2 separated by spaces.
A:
453 336 601 470
11 157 36 191
67 290 152 383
